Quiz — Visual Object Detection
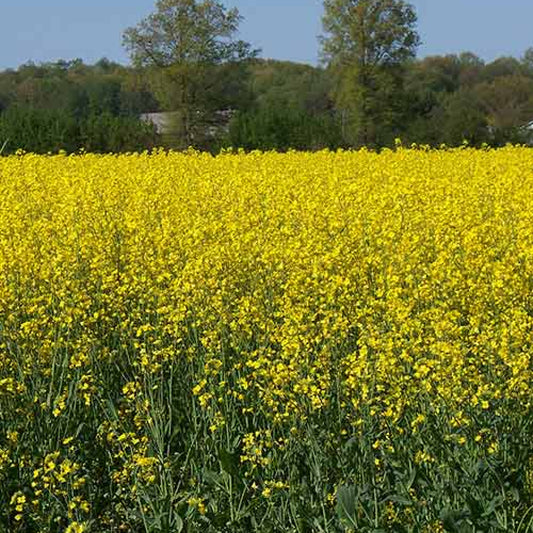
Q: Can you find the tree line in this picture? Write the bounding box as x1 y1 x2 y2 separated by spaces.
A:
1 0 533 154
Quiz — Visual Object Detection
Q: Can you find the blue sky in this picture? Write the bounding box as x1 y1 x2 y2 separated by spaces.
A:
1 0 532 70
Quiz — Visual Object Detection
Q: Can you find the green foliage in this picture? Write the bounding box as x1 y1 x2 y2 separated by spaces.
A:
2 9 533 153
80 113 159 153
123 0 256 68
321 0 420 147
0 59 160 154
321 0 420 68
123 0 258 148
400 53 533 147
476 75 533 144
0 107 158 154
226 105 342 152
0 107 79 153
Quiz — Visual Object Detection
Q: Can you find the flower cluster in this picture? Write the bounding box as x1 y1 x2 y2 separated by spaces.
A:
0 147 532 531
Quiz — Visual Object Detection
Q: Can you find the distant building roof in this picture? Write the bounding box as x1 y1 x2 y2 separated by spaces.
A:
140 110 235 137
140 112 179 135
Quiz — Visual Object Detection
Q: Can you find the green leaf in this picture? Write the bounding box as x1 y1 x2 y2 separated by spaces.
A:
386 494 413 506
336 484 357 526
219 448 240 478
440 507 470 532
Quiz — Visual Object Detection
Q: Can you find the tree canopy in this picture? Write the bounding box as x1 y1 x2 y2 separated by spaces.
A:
122 0 258 148
321 0 420 68
321 0 420 146
122 0 256 68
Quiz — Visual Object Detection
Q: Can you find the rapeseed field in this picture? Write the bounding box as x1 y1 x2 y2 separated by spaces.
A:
0 147 533 532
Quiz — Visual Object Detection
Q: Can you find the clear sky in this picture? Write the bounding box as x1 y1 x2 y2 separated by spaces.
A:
1 0 532 70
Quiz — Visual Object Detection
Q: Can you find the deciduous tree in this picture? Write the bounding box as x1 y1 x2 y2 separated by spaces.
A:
123 0 258 148
321 0 420 146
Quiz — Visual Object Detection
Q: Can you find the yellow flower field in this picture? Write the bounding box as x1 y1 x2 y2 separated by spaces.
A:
0 147 533 531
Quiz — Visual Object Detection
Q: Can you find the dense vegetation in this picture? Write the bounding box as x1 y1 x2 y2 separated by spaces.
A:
1 51 533 154
0 59 160 154
1 148 533 532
